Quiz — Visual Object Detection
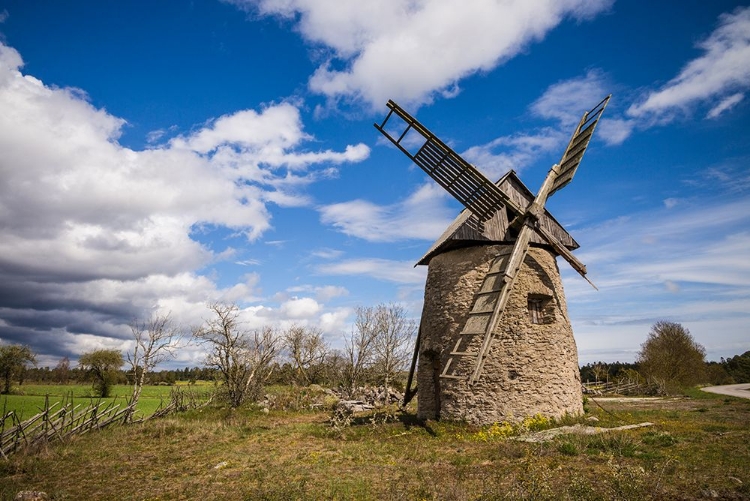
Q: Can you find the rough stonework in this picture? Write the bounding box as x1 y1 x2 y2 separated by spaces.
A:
416 244 583 424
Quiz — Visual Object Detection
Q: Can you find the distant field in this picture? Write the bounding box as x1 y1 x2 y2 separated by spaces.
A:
1 382 215 420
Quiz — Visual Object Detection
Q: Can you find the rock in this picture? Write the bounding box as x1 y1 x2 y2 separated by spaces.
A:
336 400 374 413
586 416 600 423
15 492 49 501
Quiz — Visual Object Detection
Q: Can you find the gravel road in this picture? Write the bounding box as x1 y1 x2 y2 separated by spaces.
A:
701 383 750 399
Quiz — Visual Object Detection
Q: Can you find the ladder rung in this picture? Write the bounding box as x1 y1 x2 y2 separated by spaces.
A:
470 308 495 314
439 374 464 380
449 351 475 357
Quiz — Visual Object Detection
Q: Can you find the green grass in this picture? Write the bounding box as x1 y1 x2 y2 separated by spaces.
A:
0 389 748 500
1 382 215 421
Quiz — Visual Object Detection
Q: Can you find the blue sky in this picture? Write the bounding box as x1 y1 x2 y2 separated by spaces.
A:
0 0 748 369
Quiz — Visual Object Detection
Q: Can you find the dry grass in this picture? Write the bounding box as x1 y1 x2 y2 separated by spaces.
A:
1 389 748 500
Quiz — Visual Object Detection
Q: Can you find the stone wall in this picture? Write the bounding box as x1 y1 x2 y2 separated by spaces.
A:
416 244 583 424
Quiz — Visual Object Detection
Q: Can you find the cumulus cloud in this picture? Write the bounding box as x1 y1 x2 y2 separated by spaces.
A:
230 0 613 108
280 297 322 318
0 41 368 362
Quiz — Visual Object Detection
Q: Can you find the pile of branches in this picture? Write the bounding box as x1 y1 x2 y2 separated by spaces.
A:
327 386 404 431
149 386 215 418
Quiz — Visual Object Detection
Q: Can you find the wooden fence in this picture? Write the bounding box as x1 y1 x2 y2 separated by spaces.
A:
0 397 134 458
582 380 658 396
1 387 213 458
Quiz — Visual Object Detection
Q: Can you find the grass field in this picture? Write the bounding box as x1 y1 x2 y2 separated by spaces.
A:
1 382 214 421
1 388 748 500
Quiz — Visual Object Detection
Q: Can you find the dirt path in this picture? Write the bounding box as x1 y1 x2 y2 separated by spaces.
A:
701 383 750 399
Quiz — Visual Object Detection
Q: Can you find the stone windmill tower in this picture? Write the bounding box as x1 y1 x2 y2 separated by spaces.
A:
374 97 610 424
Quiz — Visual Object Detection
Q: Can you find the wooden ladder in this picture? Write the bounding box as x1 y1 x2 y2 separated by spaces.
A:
439 249 514 384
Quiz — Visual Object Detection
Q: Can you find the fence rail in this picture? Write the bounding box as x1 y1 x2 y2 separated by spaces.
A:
1 387 213 458
582 380 658 396
0 398 135 458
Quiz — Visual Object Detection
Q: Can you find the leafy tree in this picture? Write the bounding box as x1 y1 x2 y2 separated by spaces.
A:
636 321 706 394
193 303 279 408
78 349 124 397
723 351 750 383
0 344 36 394
705 361 734 385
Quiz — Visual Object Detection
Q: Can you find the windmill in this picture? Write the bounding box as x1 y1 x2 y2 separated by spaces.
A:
374 96 610 424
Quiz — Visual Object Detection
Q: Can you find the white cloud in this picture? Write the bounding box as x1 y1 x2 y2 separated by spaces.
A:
286 284 349 302
319 182 454 242
531 70 610 127
597 118 635 146
0 41 369 360
317 258 427 284
462 128 564 180
461 70 611 177
231 0 613 108
319 308 352 335
280 297 322 318
313 285 349 302
627 7 750 121
706 92 744 119
310 248 344 260
563 197 750 347
663 198 679 209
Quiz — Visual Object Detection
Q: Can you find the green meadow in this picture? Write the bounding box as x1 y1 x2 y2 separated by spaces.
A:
1 382 214 421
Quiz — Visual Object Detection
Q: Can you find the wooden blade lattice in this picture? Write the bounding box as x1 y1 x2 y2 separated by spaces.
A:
549 95 611 197
374 100 523 221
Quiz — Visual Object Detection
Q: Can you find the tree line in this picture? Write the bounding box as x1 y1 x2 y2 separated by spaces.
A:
580 321 750 394
3 315 749 406
1 302 416 412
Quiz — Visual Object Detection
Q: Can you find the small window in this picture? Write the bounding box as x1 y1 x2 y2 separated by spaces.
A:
528 298 544 324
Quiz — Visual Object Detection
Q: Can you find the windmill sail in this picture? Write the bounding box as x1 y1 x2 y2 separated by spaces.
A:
375 100 523 221
549 95 611 197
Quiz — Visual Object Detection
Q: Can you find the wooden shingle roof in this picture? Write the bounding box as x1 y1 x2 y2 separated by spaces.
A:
416 170 579 266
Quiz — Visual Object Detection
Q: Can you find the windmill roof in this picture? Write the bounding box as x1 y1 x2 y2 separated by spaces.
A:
416 170 579 266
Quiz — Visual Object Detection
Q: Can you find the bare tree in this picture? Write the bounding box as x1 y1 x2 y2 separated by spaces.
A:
342 306 379 396
53 356 70 384
282 325 329 385
591 362 608 383
126 313 181 420
367 303 417 402
193 303 279 408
